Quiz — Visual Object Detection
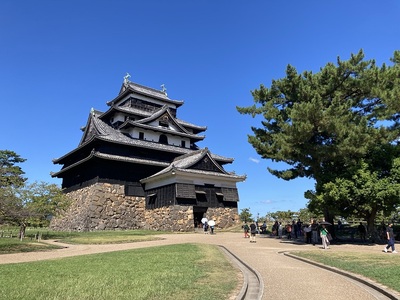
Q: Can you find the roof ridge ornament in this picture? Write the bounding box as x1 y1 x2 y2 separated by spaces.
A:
123 72 131 86
160 84 167 96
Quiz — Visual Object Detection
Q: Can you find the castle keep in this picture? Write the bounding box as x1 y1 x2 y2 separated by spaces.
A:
51 76 245 231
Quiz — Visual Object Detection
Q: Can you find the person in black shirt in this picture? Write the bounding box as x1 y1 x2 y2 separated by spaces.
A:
249 222 257 243
383 223 397 253
358 222 366 242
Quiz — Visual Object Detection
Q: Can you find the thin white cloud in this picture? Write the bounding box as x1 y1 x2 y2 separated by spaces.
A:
259 199 273 205
249 157 260 163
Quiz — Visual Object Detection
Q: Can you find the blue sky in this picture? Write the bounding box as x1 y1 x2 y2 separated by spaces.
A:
1 1 399 218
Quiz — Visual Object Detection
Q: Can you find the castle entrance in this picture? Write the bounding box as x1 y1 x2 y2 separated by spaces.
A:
193 206 208 229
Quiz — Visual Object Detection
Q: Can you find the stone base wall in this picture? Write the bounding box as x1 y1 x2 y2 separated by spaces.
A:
144 206 194 231
50 182 240 232
50 183 145 231
205 207 240 228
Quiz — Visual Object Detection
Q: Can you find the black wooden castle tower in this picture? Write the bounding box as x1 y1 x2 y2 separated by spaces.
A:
51 75 245 231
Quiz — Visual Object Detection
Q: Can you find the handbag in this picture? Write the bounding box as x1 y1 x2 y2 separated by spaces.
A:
327 233 333 241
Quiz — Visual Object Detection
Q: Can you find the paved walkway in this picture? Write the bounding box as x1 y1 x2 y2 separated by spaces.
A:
1 233 399 300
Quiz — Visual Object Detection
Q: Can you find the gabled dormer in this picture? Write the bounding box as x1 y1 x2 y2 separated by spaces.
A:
115 105 204 149
135 105 189 133
140 148 246 190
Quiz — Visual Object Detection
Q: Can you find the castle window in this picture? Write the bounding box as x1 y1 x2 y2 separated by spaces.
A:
181 140 186 148
216 192 224 202
147 193 157 205
195 190 207 202
159 134 168 144
139 132 144 140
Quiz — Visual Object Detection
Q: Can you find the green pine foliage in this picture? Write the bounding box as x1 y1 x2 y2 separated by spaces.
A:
237 50 400 227
0 150 27 188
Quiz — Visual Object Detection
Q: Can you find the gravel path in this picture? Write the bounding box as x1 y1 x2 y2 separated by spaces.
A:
1 233 399 300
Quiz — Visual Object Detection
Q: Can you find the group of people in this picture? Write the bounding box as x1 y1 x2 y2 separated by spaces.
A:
242 222 258 242
200 218 215 234
244 219 332 248
271 219 304 240
243 218 397 253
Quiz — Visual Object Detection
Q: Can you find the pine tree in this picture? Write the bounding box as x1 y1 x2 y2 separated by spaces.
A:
237 50 400 224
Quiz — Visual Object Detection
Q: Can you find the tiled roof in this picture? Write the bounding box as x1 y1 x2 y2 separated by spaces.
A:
98 105 206 133
175 118 207 131
120 121 205 141
135 105 189 133
51 151 169 177
174 168 246 180
126 82 174 101
107 81 184 107
53 114 233 164
112 105 207 132
141 148 246 182
172 148 220 170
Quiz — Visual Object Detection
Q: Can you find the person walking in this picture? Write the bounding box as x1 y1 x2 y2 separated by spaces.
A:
203 221 209 234
383 223 397 253
278 222 283 239
272 220 279 236
311 219 319 246
292 220 298 239
296 219 303 237
358 222 367 242
320 224 330 249
286 223 292 240
249 222 257 243
304 224 312 244
242 222 250 238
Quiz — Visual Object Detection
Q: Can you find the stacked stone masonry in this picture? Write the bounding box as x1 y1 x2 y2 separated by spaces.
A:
50 182 240 232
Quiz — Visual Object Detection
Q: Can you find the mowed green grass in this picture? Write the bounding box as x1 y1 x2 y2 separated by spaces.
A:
47 229 167 244
0 243 238 300
293 250 400 293
0 229 168 254
0 238 62 253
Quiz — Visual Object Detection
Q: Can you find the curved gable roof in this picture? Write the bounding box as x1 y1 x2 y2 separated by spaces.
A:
53 114 232 165
108 82 184 107
141 148 245 184
134 105 189 133
78 109 104 145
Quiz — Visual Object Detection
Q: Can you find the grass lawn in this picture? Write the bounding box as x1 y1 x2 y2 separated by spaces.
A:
0 229 169 254
43 229 167 244
293 250 400 293
0 238 62 254
0 243 238 300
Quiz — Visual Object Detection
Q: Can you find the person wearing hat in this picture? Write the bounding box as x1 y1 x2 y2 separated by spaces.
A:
383 223 397 253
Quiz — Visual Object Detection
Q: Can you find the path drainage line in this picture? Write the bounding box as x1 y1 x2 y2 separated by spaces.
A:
219 245 264 300
282 251 399 300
